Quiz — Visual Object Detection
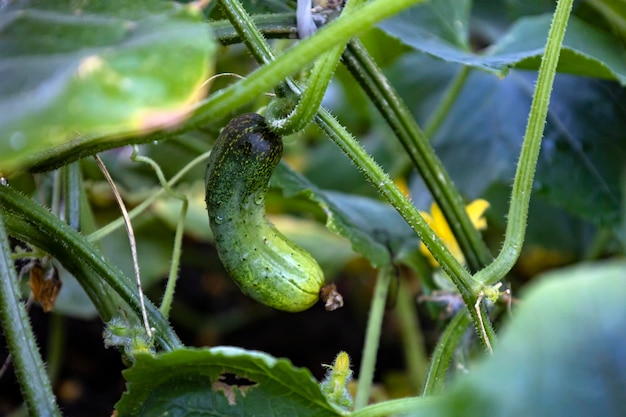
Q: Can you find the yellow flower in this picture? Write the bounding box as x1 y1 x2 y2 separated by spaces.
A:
419 199 490 267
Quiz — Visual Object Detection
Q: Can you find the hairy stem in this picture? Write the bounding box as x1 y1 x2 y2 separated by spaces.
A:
472 0 575 288
342 39 492 273
0 213 62 416
187 0 426 127
266 0 370 135
315 111 496 351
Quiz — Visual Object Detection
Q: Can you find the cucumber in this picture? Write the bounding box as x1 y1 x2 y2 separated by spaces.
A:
205 113 325 312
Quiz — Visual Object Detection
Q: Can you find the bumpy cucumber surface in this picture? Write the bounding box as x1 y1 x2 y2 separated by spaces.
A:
205 113 325 312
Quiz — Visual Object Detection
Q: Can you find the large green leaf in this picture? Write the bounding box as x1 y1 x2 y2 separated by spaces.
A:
0 0 215 174
377 0 474 61
489 14 626 81
379 2 626 84
391 54 626 227
420 260 626 417
115 346 345 417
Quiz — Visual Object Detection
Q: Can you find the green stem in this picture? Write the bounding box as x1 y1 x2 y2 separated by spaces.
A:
351 396 439 417
422 309 471 396
268 42 345 134
395 277 428 394
315 110 496 351
423 66 471 139
0 213 62 417
217 0 275 65
131 150 188 319
619 170 626 253
472 0 574 288
186 0 425 127
50 169 62 217
342 40 492 273
212 12 297 45
0 185 182 351
355 266 393 410
266 0 365 135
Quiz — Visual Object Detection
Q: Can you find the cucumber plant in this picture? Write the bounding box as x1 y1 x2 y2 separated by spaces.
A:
205 113 325 312
1 0 625 416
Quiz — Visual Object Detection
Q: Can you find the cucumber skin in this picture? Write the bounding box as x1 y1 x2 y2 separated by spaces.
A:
205 113 325 312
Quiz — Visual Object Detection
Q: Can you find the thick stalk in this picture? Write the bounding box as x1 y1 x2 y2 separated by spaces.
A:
63 162 82 230
211 13 297 45
472 0 575 288
342 40 492 272
315 111 496 351
0 213 62 416
217 0 275 65
266 0 370 135
186 0 425 127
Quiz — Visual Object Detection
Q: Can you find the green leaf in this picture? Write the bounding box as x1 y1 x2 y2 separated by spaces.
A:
422 260 626 417
392 54 626 227
379 4 626 84
115 346 344 417
272 163 417 268
489 14 626 82
0 0 216 174
377 0 472 51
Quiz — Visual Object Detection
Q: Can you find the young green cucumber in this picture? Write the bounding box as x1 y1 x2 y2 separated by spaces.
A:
205 113 325 312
